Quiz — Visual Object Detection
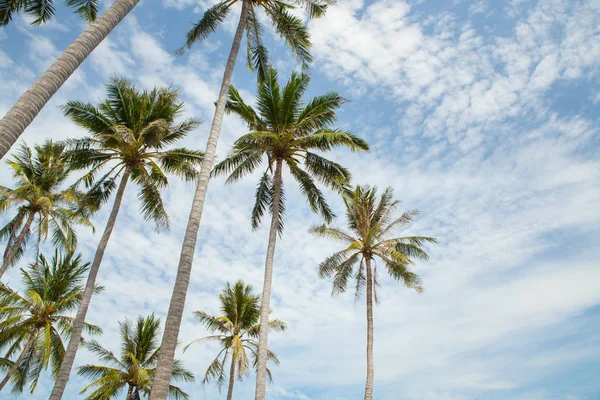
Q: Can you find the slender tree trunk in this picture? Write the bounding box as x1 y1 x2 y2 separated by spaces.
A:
0 330 37 391
49 170 131 400
364 258 375 400
0 0 141 160
35 214 42 268
125 384 134 400
254 159 283 400
0 210 35 279
149 2 249 399
226 355 236 400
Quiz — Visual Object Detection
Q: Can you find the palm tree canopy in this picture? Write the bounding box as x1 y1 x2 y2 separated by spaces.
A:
0 140 93 267
62 77 204 230
311 185 437 299
0 0 99 27
213 67 369 231
78 314 194 400
0 251 102 393
178 0 334 80
185 280 286 387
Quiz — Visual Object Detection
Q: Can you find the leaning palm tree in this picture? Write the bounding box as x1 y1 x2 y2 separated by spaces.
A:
0 140 93 280
0 251 101 394
212 68 368 399
152 2 333 398
311 185 437 400
78 314 194 400
1 0 98 26
185 281 285 400
48 77 203 400
0 0 141 160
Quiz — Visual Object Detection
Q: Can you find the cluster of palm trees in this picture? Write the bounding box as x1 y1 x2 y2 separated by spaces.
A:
0 0 437 399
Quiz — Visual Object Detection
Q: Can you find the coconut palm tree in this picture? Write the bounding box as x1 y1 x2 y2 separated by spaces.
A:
0 251 101 394
152 2 332 398
78 314 194 400
48 77 203 400
212 68 368 399
310 185 437 400
0 0 141 160
1 0 99 26
0 140 93 280
185 281 285 400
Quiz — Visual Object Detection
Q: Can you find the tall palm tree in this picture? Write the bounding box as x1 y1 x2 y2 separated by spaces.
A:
48 77 203 400
0 140 93 280
1 0 99 26
0 251 101 394
0 0 141 160
78 314 194 400
185 281 285 400
152 2 332 398
213 68 368 399
310 185 437 400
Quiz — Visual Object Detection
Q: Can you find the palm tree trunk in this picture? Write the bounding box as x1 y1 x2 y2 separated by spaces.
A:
0 330 37 392
49 170 131 400
364 258 375 400
254 159 283 400
0 210 35 280
226 355 236 400
0 0 141 160
125 384 134 400
149 2 249 399
35 214 42 268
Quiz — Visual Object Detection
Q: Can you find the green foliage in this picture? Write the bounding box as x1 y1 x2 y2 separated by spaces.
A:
0 251 101 393
62 77 204 231
78 314 194 399
0 0 99 27
185 281 286 389
311 185 437 299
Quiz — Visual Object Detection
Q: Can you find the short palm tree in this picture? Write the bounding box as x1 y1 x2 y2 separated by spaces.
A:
49 77 203 399
0 251 101 394
0 0 98 26
153 2 332 398
311 185 437 400
0 140 93 280
213 67 369 397
78 314 194 400
185 281 285 400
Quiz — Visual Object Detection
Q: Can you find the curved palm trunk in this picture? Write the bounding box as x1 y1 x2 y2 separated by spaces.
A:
227 354 236 400
0 210 35 280
0 330 37 391
125 384 134 400
364 258 374 400
149 2 249 399
0 0 141 160
49 170 131 400
254 159 283 400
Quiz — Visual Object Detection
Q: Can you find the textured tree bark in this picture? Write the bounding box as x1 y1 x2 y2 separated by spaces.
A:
0 330 37 391
226 355 236 400
254 159 283 400
364 258 375 400
49 170 130 400
0 210 35 280
149 1 249 399
0 0 141 160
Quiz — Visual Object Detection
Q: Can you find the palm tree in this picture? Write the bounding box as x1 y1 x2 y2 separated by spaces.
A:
78 314 194 400
0 251 101 394
0 140 93 280
48 77 203 400
310 185 437 400
212 68 368 399
0 0 141 160
185 281 285 400
1 0 98 26
152 1 333 398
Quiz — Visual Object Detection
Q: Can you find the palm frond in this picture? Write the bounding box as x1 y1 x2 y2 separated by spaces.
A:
178 1 231 54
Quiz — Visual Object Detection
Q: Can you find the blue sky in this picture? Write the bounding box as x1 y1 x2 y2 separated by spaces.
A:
1 0 600 399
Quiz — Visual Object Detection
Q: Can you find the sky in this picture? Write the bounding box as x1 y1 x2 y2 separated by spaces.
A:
1 0 600 399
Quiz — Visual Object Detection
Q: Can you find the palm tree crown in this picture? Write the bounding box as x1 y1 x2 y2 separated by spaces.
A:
0 251 101 393
62 77 204 230
78 314 194 400
0 0 99 27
